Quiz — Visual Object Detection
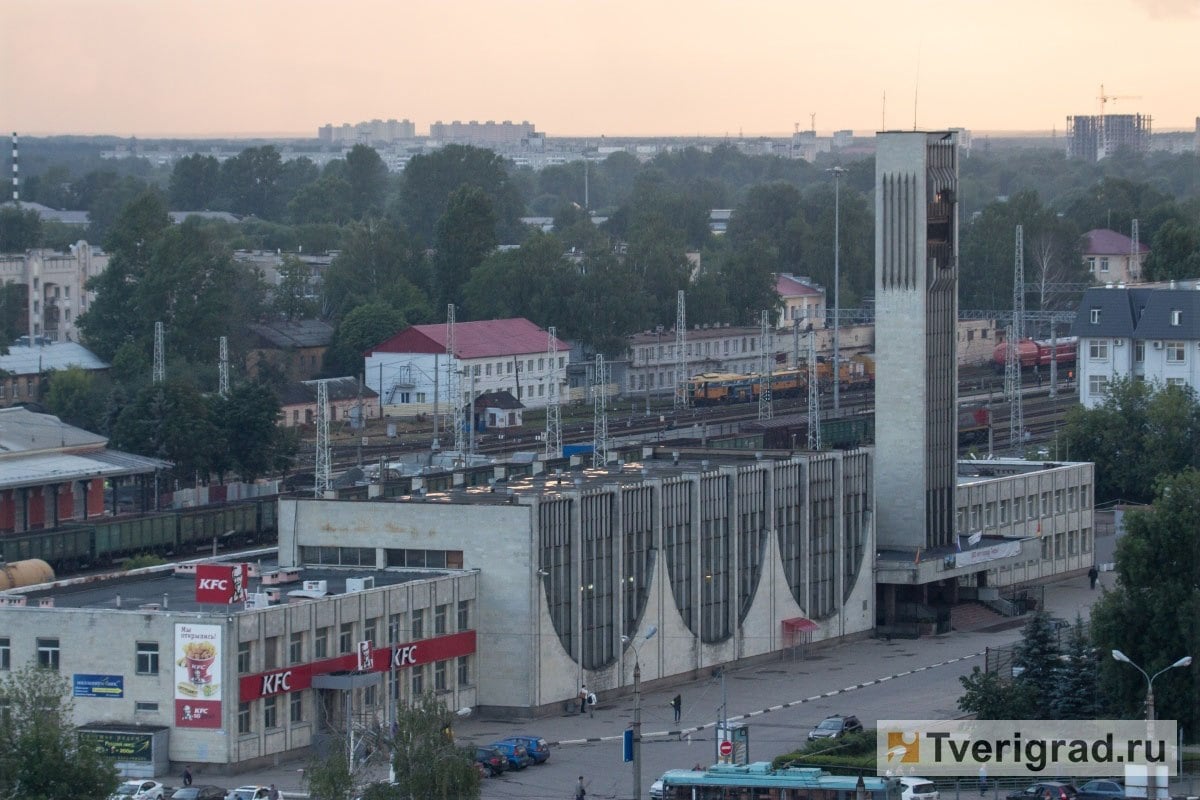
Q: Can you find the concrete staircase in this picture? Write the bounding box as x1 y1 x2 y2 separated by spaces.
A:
949 601 1011 632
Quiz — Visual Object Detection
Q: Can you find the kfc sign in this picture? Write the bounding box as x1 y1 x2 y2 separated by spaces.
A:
195 563 249 604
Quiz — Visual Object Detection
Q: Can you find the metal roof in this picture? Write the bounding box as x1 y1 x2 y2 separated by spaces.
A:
279 377 378 406
370 318 567 359
1070 285 1200 340
249 319 334 349
776 273 823 297
0 407 107 453
0 342 109 376
0 449 168 490
1082 228 1151 256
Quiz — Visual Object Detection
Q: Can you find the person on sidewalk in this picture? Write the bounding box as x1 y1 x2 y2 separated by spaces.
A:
1088 565 1099 589
182 766 192 787
578 685 588 714
979 765 987 796
670 693 682 723
575 775 587 799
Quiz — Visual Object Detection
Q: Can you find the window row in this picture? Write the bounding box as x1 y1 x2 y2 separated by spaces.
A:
639 336 761 365
469 356 566 378
298 546 465 569
0 638 161 674
955 486 1091 533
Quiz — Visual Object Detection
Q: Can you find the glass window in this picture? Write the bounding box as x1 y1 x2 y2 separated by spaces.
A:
135 702 158 713
1089 374 1110 397
1089 340 1109 360
1013 496 1024 520
264 636 280 671
290 692 303 723
457 600 470 631
457 656 470 686
136 642 159 675
264 696 278 728
1166 341 1185 363
289 632 304 664
999 500 1009 524
1135 341 1145 362
985 503 995 527
435 660 447 692
339 623 354 653
238 702 252 734
412 609 425 640
238 641 251 674
1170 309 1182 326
1055 490 1064 513
364 685 377 707
434 604 447 635
388 613 402 644
37 638 60 670
411 664 424 696
364 618 378 646
0 637 9 670
315 627 329 659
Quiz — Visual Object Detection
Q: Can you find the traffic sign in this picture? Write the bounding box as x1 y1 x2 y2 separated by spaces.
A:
622 728 633 762
719 740 734 757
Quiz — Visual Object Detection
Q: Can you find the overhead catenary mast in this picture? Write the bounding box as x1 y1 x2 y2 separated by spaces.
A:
758 309 773 421
544 326 562 460
447 304 466 459
1130 218 1140 281
673 290 688 409
807 330 821 451
152 321 165 384
314 379 331 497
218 335 229 398
1006 225 1025 450
592 353 608 467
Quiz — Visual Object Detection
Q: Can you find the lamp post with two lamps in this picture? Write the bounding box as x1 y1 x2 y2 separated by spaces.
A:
622 625 658 800
1111 649 1192 799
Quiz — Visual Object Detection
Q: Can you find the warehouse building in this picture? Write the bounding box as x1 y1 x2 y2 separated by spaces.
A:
277 446 876 716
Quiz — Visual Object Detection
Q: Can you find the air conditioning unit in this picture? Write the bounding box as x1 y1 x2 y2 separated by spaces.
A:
1152 341 1163 350
1114 339 1125 347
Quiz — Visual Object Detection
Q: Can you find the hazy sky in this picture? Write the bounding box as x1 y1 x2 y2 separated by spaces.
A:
3 0 1198 139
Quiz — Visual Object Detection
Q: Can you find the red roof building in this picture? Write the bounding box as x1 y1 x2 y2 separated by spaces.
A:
775 273 826 329
1081 228 1150 284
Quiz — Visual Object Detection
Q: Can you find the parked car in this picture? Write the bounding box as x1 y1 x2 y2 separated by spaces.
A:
650 778 664 799
1007 782 1079 800
498 735 550 764
1077 781 1124 800
490 739 534 770
110 780 166 800
900 777 940 800
226 788 280 800
474 745 508 776
807 713 864 740
172 787 228 800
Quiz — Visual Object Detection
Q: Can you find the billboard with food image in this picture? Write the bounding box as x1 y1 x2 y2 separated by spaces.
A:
174 623 222 728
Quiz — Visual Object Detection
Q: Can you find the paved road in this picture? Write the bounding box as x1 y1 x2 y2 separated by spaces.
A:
193 570 1118 799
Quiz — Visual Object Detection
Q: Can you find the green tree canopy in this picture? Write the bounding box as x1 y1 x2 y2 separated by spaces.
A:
221 146 286 219
463 231 579 331
0 665 120 800
111 380 218 480
327 302 407 378
343 145 389 218
322 220 429 322
397 145 525 243
389 693 481 800
213 382 292 482
168 154 222 210
0 205 43 251
432 186 497 311
1144 219 1200 282
43 366 109 433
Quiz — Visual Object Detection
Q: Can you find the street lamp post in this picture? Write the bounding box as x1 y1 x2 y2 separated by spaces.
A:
623 625 658 800
827 166 846 413
1112 649 1192 799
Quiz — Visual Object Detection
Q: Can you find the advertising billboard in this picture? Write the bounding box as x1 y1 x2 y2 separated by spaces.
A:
195 563 249 604
174 623 222 728
72 673 125 699
78 730 154 762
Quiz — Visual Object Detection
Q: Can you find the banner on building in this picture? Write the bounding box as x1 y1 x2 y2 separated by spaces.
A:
195 563 249 604
174 623 222 728
72 673 125 698
953 540 1022 568
79 730 154 762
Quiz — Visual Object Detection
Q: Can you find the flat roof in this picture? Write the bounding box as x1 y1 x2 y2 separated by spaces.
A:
20 558 454 614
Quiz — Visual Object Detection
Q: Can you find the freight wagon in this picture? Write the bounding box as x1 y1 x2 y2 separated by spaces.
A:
992 337 1077 373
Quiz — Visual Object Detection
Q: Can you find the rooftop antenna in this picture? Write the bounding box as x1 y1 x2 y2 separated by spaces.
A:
592 353 609 467
810 113 816 134
758 309 774 421
673 290 688 409
152 321 165 384
881 91 887 131
218 335 229 398
314 379 331 497
1006 225 1025 451
544 326 562 460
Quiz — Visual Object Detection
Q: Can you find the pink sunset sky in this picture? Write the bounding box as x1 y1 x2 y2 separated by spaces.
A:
3 0 1198 138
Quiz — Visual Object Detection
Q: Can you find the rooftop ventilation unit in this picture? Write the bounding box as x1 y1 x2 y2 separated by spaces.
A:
346 577 375 593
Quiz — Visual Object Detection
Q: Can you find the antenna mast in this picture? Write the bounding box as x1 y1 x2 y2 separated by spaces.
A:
544 326 562 459
673 290 688 409
592 353 609 467
758 310 773 421
218 335 229 398
447 304 465 459
1006 225 1025 450
806 330 821 450
314 379 331 497
152 321 165 383
1130 219 1140 281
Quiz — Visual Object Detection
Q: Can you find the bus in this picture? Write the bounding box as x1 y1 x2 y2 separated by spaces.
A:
659 763 902 800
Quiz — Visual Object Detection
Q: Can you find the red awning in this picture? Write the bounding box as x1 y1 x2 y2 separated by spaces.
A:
781 617 819 632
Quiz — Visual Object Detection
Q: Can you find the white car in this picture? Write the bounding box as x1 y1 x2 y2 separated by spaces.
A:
900 777 941 800
109 780 165 800
649 778 664 799
226 788 282 800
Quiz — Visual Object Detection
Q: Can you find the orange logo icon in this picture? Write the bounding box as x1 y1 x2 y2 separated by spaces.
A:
886 731 919 763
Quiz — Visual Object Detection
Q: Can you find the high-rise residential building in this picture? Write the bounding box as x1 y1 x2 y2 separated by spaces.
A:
873 131 960 552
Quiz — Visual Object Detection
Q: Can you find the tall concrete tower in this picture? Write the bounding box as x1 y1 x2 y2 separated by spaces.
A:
874 131 959 551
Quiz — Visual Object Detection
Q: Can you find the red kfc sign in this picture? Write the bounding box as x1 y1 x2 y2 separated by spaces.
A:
195 563 249 604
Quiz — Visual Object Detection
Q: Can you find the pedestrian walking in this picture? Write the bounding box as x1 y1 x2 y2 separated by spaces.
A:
978 765 987 796
575 775 587 799
182 766 192 787
268 786 280 800
578 684 588 714
670 693 682 723
1088 565 1099 590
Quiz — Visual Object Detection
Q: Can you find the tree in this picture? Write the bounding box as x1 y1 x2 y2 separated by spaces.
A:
0 665 120 800
322 220 429 322
214 382 292 482
1089 470 1200 735
344 145 389 218
956 666 1035 720
1050 616 1104 719
168 154 222 210
1013 611 1063 717
272 255 320 321
1144 219 1200 282
111 380 218 480
327 302 407 378
397 145 524 243
221 146 286 219
288 176 353 226
0 205 43 251
305 748 354 800
389 693 480 800
432 186 497 310
43 366 109 433
0 282 27 346
462 231 579 330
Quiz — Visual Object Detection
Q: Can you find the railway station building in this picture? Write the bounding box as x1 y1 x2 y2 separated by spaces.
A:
275 446 877 717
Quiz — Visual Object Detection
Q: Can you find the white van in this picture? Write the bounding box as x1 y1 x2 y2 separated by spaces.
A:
900 777 940 800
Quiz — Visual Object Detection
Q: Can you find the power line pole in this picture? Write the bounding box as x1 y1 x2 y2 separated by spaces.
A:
673 290 688 409
315 379 331 497
544 326 562 460
447 304 465 460
1007 225 1025 451
152 321 165 384
807 331 821 451
592 353 608 467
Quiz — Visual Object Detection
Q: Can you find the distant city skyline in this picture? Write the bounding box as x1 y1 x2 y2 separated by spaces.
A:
3 0 1198 139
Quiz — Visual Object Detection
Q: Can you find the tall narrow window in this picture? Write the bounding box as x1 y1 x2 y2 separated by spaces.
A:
37 638 60 670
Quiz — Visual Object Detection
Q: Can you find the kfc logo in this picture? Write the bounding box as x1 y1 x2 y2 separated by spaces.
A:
260 671 293 695
195 564 249 604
